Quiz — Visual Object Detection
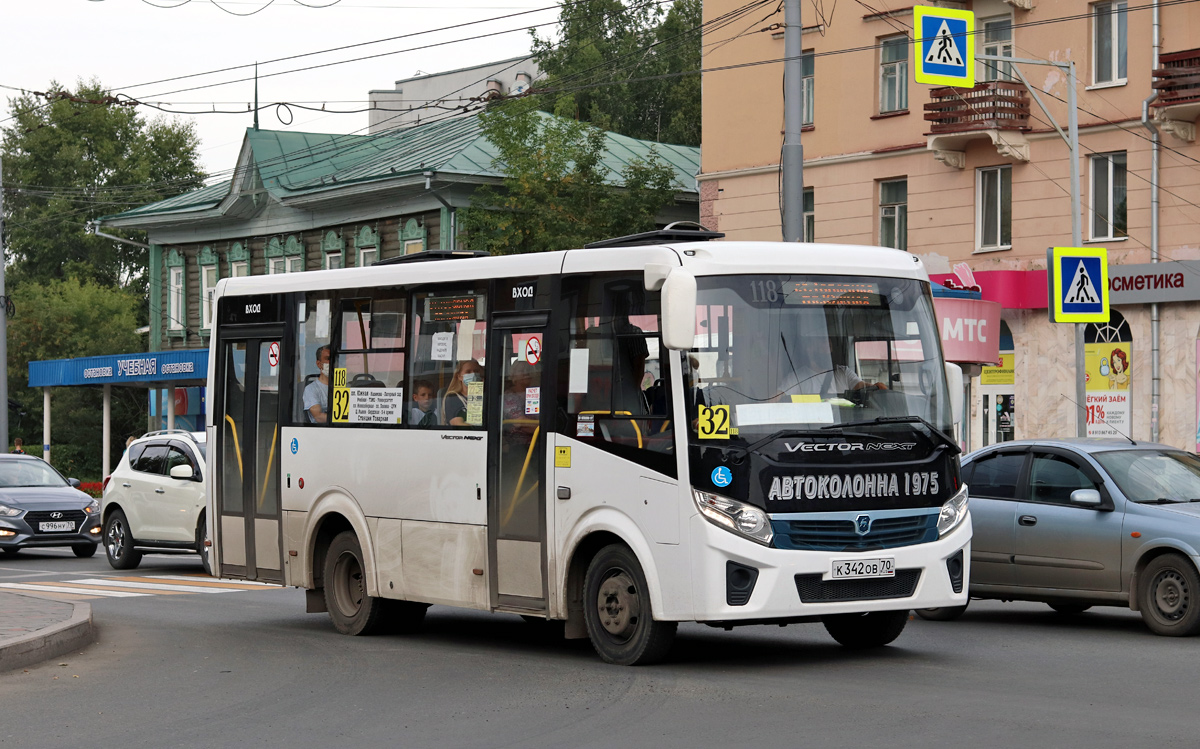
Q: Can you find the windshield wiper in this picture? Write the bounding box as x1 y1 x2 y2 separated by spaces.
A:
1143 497 1200 504
821 415 961 455
721 427 879 461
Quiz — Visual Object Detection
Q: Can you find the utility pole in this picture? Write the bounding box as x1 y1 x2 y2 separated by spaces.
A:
781 0 804 242
0 158 8 452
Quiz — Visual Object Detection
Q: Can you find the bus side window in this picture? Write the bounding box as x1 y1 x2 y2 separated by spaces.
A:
332 292 407 425
409 288 488 429
295 292 332 424
557 274 676 478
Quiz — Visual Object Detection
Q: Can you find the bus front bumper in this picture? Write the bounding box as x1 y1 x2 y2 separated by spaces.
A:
687 513 971 622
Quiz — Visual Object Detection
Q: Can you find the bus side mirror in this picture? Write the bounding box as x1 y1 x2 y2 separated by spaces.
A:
660 267 697 351
944 362 964 427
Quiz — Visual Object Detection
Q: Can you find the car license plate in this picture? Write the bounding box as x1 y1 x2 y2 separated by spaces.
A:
39 521 75 532
831 557 895 579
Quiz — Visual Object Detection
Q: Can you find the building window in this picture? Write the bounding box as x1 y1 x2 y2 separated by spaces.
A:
321 230 344 270
802 51 815 126
231 261 249 277
803 188 815 242
355 224 379 267
227 241 250 278
168 265 184 331
198 245 219 331
879 179 907 251
879 36 908 114
325 252 342 270
1093 1 1127 85
977 165 1012 251
1091 152 1127 240
360 247 378 266
402 218 427 255
269 257 287 275
981 16 1014 81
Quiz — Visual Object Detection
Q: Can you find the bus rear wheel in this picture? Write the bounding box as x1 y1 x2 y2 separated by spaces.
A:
324 531 388 636
583 544 676 665
822 610 909 649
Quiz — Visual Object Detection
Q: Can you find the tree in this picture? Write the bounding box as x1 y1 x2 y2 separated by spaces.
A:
532 0 702 146
1 78 205 294
457 100 678 255
7 278 145 478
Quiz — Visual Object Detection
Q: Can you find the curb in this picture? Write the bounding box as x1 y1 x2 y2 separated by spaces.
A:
0 594 94 673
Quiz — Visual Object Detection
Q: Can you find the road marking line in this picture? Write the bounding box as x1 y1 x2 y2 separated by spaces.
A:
62 579 245 594
110 576 269 591
144 575 282 589
0 583 148 598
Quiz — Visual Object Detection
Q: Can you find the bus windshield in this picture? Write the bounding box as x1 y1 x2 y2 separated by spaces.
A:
688 274 952 439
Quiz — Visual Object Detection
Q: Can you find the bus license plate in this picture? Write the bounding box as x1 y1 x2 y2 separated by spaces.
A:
831 558 895 579
39 521 74 532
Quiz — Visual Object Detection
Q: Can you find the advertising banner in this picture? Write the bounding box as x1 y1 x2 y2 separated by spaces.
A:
1085 341 1132 439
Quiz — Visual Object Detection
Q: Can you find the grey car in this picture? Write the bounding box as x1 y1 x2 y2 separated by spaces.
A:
918 438 1200 636
0 454 102 557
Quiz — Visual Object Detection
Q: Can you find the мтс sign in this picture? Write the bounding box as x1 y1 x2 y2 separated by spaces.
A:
914 6 975 88
1050 247 1110 323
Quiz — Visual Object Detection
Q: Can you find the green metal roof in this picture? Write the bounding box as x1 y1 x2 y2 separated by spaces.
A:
100 112 699 224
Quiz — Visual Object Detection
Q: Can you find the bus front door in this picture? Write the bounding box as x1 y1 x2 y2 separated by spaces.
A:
216 335 285 583
488 316 551 612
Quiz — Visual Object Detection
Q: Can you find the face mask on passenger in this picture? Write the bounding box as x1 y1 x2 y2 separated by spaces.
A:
461 373 479 385
415 396 434 412
320 363 330 377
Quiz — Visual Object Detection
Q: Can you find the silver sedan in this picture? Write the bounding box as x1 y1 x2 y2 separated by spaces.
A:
918 438 1200 636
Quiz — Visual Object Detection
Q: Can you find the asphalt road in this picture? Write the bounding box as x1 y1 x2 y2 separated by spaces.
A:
0 549 1195 749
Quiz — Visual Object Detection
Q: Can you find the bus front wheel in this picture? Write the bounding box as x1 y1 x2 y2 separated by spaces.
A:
822 610 909 649
324 531 388 636
583 544 676 666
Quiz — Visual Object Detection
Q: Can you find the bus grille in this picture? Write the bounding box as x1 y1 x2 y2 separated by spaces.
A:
771 514 937 552
794 569 921 603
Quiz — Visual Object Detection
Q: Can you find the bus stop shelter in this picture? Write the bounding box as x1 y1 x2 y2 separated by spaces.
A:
28 349 208 477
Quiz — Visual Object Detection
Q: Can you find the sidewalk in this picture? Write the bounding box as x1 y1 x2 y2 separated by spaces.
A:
0 591 93 672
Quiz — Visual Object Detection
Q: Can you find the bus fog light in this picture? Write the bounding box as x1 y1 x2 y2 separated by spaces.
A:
937 487 969 537
693 489 773 546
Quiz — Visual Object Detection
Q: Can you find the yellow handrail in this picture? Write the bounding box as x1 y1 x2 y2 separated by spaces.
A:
578 410 643 449
258 424 278 511
224 414 243 480
503 421 540 527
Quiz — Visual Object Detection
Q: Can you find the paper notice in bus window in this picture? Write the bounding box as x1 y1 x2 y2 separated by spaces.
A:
431 332 454 362
577 414 595 437
348 387 406 424
735 402 834 426
315 299 331 340
466 381 484 425
568 348 589 393
525 387 540 415
457 321 476 361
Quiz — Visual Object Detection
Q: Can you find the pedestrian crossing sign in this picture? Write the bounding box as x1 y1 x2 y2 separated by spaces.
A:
914 6 975 88
1051 247 1110 323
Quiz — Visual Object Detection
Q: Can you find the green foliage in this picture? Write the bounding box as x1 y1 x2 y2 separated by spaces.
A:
532 0 701 146
1 78 204 295
8 279 146 478
457 101 677 255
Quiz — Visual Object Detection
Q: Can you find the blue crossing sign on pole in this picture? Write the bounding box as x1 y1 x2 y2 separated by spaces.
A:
1050 247 1110 323
914 6 975 88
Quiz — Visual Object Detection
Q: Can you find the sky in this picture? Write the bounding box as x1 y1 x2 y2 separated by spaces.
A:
2 0 554 179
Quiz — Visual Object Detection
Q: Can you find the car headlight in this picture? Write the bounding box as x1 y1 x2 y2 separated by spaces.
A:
937 485 969 537
83 499 100 515
693 489 773 546
0 503 22 517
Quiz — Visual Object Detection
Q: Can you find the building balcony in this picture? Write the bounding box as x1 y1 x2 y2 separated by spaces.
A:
924 81 1032 168
1151 48 1200 142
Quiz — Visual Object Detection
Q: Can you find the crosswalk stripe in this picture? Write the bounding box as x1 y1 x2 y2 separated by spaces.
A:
0 582 148 598
147 575 282 588
62 578 247 594
108 576 268 591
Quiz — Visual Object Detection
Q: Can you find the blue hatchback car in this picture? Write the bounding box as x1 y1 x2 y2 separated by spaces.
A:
0 454 101 557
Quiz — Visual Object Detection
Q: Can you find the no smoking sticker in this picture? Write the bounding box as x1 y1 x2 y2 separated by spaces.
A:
525 335 542 365
267 341 280 368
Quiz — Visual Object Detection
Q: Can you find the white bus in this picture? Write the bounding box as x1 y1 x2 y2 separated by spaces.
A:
207 230 971 665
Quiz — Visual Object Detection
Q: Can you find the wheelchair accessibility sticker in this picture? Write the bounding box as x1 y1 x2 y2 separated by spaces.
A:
711 466 733 488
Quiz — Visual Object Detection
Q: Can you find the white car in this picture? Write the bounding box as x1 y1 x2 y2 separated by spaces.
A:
101 429 210 573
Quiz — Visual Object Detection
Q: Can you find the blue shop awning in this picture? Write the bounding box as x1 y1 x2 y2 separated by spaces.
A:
29 349 208 388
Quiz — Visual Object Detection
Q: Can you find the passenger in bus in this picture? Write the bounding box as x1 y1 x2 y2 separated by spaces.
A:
503 360 537 422
441 359 485 427
781 335 886 399
409 379 439 427
303 345 331 423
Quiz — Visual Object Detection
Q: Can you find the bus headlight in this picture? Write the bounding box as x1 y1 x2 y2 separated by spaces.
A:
937 485 969 537
693 489 773 546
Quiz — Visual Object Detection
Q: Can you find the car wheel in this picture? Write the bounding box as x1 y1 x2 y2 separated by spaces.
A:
915 603 969 621
822 610 909 648
72 543 98 558
323 531 388 636
583 544 676 666
1139 554 1200 637
104 509 142 570
1048 603 1091 615
196 514 212 576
